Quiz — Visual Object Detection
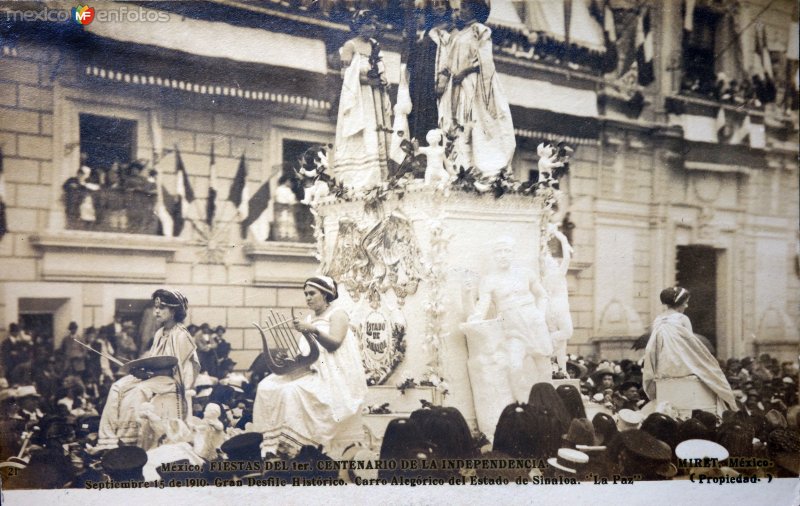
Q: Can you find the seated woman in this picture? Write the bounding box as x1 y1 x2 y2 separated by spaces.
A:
96 289 199 449
252 276 367 456
642 287 737 416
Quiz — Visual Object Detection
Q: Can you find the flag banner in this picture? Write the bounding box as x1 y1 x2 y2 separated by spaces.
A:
240 181 271 240
228 153 249 217
157 184 174 237
0 146 6 240
206 142 217 227
636 7 654 86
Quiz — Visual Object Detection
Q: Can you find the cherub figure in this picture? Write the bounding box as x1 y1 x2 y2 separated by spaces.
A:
419 129 450 186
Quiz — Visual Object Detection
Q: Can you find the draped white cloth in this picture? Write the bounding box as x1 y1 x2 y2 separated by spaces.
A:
97 325 199 449
643 312 737 416
334 45 391 190
447 23 516 177
252 305 368 454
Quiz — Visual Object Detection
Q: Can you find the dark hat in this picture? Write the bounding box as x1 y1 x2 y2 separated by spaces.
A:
562 418 598 447
691 409 719 430
68 321 79 331
566 361 588 379
765 409 788 431
120 355 178 375
618 429 672 462
9 322 20 333
592 412 618 445
641 413 679 450
617 380 641 393
41 416 76 442
590 365 618 384
677 418 714 443
102 446 148 481
221 432 263 461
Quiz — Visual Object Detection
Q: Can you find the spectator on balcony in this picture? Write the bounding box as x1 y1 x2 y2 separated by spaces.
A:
274 175 300 241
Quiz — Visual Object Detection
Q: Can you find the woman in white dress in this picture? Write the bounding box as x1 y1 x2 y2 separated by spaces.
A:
333 10 392 190
642 287 737 416
253 276 367 455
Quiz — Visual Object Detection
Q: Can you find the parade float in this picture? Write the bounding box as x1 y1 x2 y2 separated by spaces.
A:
292 6 578 443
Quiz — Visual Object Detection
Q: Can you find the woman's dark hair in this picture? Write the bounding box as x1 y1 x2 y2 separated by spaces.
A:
493 403 562 460
528 382 571 435
410 406 475 460
556 384 587 422
462 0 490 24
659 286 690 308
151 289 188 323
592 412 618 445
378 418 429 480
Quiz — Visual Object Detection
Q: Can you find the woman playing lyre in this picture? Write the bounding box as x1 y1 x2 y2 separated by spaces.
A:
252 276 367 455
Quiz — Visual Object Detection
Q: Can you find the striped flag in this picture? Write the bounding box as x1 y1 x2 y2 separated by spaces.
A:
156 183 174 237
752 23 776 104
206 142 217 227
0 146 6 240
601 0 618 74
228 153 249 217
635 7 654 86
240 181 271 241
173 146 194 236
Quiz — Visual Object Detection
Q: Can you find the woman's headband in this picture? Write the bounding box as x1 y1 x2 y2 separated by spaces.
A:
152 288 188 311
305 276 337 299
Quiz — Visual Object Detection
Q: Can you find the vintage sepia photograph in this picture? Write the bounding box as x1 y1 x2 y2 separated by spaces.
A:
0 0 797 504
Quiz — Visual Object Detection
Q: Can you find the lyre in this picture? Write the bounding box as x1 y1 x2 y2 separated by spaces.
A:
252 309 320 375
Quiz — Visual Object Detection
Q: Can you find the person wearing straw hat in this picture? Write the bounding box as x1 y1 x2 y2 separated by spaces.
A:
95 289 199 450
252 276 367 457
642 287 737 417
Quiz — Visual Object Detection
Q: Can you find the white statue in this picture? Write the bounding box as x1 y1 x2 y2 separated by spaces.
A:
468 236 553 402
543 223 574 374
419 129 450 186
536 142 562 186
192 402 226 461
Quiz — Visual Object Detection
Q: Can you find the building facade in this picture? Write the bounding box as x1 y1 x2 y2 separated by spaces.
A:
0 0 797 376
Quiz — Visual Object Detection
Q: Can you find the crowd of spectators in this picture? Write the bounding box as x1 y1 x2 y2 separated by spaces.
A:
0 320 797 489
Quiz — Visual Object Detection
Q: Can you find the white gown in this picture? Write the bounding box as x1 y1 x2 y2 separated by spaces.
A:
252 304 368 454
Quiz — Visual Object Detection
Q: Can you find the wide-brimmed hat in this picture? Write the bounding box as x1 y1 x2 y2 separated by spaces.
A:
562 418 598 447
617 429 676 478
338 443 379 483
616 409 643 431
566 361 588 379
102 446 148 481
221 432 263 461
120 355 178 375
547 448 589 474
675 439 729 462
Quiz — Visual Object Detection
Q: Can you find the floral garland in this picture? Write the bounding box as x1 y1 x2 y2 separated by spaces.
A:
395 368 450 398
423 219 448 381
